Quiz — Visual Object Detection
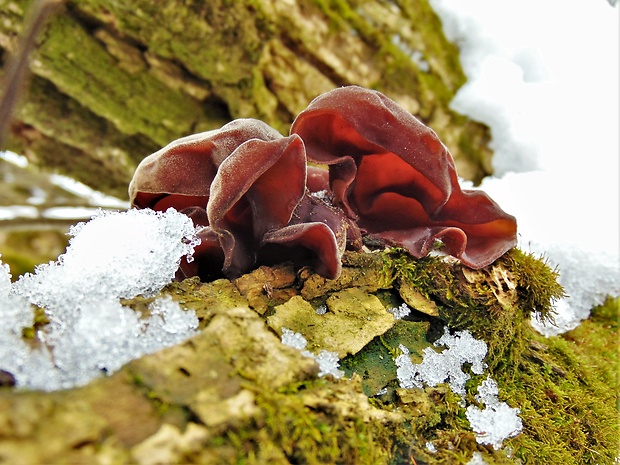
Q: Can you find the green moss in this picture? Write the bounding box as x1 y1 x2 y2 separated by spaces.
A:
504 248 565 320
69 0 287 133
73 0 266 85
492 306 620 464
381 248 564 370
34 14 206 145
201 379 404 464
21 75 160 169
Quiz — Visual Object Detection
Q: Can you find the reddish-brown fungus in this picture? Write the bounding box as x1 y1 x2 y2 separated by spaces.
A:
291 86 517 269
129 119 351 280
130 86 517 280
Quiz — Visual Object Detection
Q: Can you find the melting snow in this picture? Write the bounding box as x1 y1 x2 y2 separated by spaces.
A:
280 327 344 379
315 304 328 315
0 208 200 391
387 302 412 320
281 327 308 350
395 327 487 400
465 376 523 449
467 451 488 465
396 327 521 449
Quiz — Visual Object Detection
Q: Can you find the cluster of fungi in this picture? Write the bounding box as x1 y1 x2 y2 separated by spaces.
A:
129 86 517 281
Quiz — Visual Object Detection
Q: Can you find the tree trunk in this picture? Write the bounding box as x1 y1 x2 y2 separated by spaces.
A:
1 0 493 200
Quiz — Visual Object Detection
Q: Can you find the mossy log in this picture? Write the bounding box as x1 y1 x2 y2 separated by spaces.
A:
1 0 493 200
1 249 618 464
1 2 618 464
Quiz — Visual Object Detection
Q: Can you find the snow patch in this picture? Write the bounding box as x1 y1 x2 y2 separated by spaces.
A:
281 327 308 350
467 451 488 465
387 302 412 320
313 350 345 378
315 304 328 315
466 376 523 449
395 327 487 400
280 327 344 379
0 208 200 391
396 327 521 450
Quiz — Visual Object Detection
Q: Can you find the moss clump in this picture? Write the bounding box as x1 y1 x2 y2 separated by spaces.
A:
491 299 619 464
199 378 405 465
502 248 565 319
382 248 564 370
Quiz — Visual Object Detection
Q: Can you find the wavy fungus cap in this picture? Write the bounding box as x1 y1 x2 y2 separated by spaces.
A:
129 85 517 280
129 119 351 280
291 86 517 269
129 118 282 212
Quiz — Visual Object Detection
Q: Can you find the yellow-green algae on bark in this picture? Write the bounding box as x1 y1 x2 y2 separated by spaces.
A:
1 249 618 464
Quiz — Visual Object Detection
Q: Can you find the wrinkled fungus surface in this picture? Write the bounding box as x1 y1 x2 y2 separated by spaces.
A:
291 86 517 269
129 86 517 280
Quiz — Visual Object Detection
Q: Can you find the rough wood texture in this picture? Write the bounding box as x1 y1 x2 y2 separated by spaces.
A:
1 0 493 200
2 251 615 465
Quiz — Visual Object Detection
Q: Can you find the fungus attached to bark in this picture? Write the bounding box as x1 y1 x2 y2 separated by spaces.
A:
129 119 353 280
129 86 517 280
291 86 517 269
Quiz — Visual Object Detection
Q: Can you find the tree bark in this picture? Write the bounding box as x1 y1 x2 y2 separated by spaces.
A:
1 0 493 200
0 250 583 465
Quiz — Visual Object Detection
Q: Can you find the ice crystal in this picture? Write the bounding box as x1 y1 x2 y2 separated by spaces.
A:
395 327 487 400
0 209 200 391
388 302 411 319
280 327 344 379
426 442 437 454
465 376 523 449
281 327 308 350
12 208 199 305
314 350 345 378
395 327 522 451
467 451 488 465
315 304 328 315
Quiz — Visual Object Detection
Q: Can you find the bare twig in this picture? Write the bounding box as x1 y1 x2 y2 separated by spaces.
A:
0 0 64 148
